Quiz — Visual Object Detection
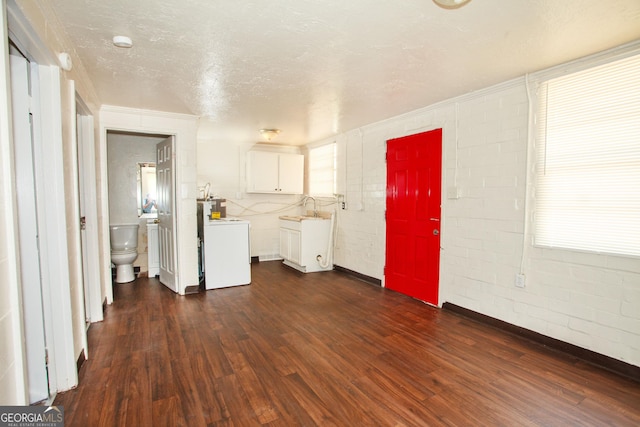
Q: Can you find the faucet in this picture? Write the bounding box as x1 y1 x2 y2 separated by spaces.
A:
304 195 318 217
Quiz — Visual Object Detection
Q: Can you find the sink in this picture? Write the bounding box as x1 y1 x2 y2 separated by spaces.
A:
279 215 327 221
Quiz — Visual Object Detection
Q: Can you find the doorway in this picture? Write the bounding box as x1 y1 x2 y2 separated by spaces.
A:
106 131 174 293
385 129 442 305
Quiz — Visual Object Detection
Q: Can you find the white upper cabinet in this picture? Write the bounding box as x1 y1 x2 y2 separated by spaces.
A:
247 151 279 193
246 151 304 194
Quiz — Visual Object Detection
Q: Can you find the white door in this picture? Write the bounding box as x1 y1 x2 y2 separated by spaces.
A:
157 136 177 291
76 108 102 324
76 113 89 324
10 53 50 403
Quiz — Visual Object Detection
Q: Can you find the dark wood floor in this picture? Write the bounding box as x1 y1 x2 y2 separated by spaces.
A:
55 261 640 426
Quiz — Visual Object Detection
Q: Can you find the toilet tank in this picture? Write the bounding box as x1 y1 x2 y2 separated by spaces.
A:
109 224 139 251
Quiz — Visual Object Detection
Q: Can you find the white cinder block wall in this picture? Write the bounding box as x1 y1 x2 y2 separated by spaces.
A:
321 77 639 367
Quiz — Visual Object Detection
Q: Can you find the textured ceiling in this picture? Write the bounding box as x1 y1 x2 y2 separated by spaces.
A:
48 0 640 144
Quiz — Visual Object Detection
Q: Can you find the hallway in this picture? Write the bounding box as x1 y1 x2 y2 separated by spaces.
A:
54 261 640 426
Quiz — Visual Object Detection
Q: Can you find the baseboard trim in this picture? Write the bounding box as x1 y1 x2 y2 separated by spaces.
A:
184 285 200 295
334 265 381 287
442 302 640 383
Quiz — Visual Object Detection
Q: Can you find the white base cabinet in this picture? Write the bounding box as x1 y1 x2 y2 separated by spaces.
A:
147 223 160 277
279 218 333 273
279 227 301 266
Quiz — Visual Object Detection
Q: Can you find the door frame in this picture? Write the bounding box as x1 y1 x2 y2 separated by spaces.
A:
99 106 198 297
76 96 102 325
384 128 443 306
101 129 177 299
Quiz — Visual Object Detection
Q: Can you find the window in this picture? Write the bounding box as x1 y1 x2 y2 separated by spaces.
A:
308 142 336 196
534 53 640 257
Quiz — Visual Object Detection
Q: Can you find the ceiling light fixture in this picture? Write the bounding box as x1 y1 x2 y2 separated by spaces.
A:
433 0 472 9
260 129 281 141
112 35 133 48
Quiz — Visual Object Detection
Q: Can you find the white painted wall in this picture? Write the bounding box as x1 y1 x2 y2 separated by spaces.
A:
315 74 640 367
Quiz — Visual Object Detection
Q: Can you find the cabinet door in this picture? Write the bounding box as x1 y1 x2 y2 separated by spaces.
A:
279 228 290 259
289 229 302 265
278 153 304 194
247 151 279 193
279 228 301 264
148 225 160 276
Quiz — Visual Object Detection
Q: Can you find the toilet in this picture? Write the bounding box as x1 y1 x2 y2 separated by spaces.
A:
109 224 139 283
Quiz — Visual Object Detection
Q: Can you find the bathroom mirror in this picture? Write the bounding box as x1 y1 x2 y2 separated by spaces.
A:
137 162 157 217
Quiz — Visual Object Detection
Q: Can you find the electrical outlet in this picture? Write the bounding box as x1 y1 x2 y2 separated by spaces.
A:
515 273 526 288
341 202 347 210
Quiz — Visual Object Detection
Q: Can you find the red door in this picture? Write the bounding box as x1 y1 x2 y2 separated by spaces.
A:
385 129 442 305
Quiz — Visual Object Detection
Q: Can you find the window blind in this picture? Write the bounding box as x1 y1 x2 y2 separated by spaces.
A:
535 53 640 257
309 143 336 196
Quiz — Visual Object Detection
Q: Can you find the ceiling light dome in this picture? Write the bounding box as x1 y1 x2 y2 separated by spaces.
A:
433 0 472 9
260 129 281 141
113 35 133 48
